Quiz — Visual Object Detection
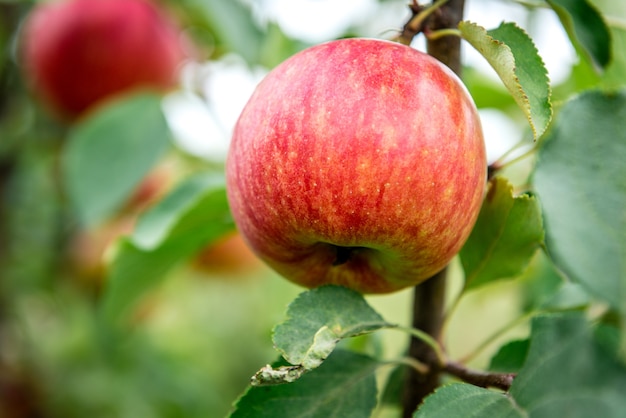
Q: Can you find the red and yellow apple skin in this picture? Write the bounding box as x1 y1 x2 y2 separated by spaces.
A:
21 0 183 119
226 38 486 294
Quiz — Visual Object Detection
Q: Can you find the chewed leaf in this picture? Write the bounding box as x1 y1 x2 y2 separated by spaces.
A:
270 285 390 380
251 364 306 387
546 0 611 70
459 21 552 140
233 350 379 418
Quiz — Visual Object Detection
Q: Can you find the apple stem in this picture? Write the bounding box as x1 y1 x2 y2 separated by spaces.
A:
402 0 466 416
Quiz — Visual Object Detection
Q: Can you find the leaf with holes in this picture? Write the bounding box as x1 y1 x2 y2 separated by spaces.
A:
258 285 390 384
232 350 379 418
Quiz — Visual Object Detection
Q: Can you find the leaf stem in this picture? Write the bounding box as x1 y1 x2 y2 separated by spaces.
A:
394 325 446 366
489 141 537 179
424 28 462 41
387 357 430 375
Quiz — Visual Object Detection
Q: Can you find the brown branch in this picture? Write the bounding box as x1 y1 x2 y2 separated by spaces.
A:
444 361 516 391
395 1 428 46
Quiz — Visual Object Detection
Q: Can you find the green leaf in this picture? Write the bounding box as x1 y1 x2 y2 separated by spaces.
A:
266 286 390 381
459 21 552 139
488 339 529 374
546 0 612 70
414 383 524 418
62 92 170 227
510 313 626 417
231 350 379 418
101 173 234 324
533 90 626 312
460 177 544 290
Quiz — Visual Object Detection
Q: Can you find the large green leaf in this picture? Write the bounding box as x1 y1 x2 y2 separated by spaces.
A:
459 21 552 140
231 350 379 418
533 90 626 312
460 177 544 290
415 313 626 417
546 0 611 70
252 286 390 384
101 173 234 324
62 92 170 227
510 313 626 417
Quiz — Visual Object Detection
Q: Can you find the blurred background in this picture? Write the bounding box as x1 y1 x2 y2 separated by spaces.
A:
0 0 619 416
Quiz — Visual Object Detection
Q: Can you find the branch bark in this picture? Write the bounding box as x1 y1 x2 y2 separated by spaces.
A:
443 361 515 391
402 268 447 417
401 1 466 416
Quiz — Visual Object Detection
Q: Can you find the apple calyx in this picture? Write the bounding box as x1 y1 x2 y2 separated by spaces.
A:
332 245 367 266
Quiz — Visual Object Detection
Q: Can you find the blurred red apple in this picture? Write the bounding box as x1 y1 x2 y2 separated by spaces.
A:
191 232 264 277
21 0 184 119
226 38 486 294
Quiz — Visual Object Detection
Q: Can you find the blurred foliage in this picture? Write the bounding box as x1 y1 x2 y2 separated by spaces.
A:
0 0 625 417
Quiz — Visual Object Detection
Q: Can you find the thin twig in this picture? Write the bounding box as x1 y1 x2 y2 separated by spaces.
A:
394 325 447 366
458 311 535 365
444 361 516 391
394 0 450 45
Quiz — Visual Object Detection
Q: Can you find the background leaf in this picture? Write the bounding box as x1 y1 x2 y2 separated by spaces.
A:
460 177 544 290
231 350 379 418
546 0 611 69
62 92 171 227
272 286 390 373
459 21 552 139
533 90 626 313
101 173 234 324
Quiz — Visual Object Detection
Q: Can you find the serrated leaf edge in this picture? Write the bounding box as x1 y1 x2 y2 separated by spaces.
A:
459 21 552 140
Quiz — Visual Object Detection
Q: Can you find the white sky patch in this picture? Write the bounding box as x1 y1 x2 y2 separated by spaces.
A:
163 56 266 161
257 0 378 43
479 108 524 164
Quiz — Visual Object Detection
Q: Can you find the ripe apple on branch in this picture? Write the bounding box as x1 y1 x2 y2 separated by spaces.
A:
226 37 487 294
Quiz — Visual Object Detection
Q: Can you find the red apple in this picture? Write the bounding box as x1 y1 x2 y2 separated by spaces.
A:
226 38 487 294
21 0 184 119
